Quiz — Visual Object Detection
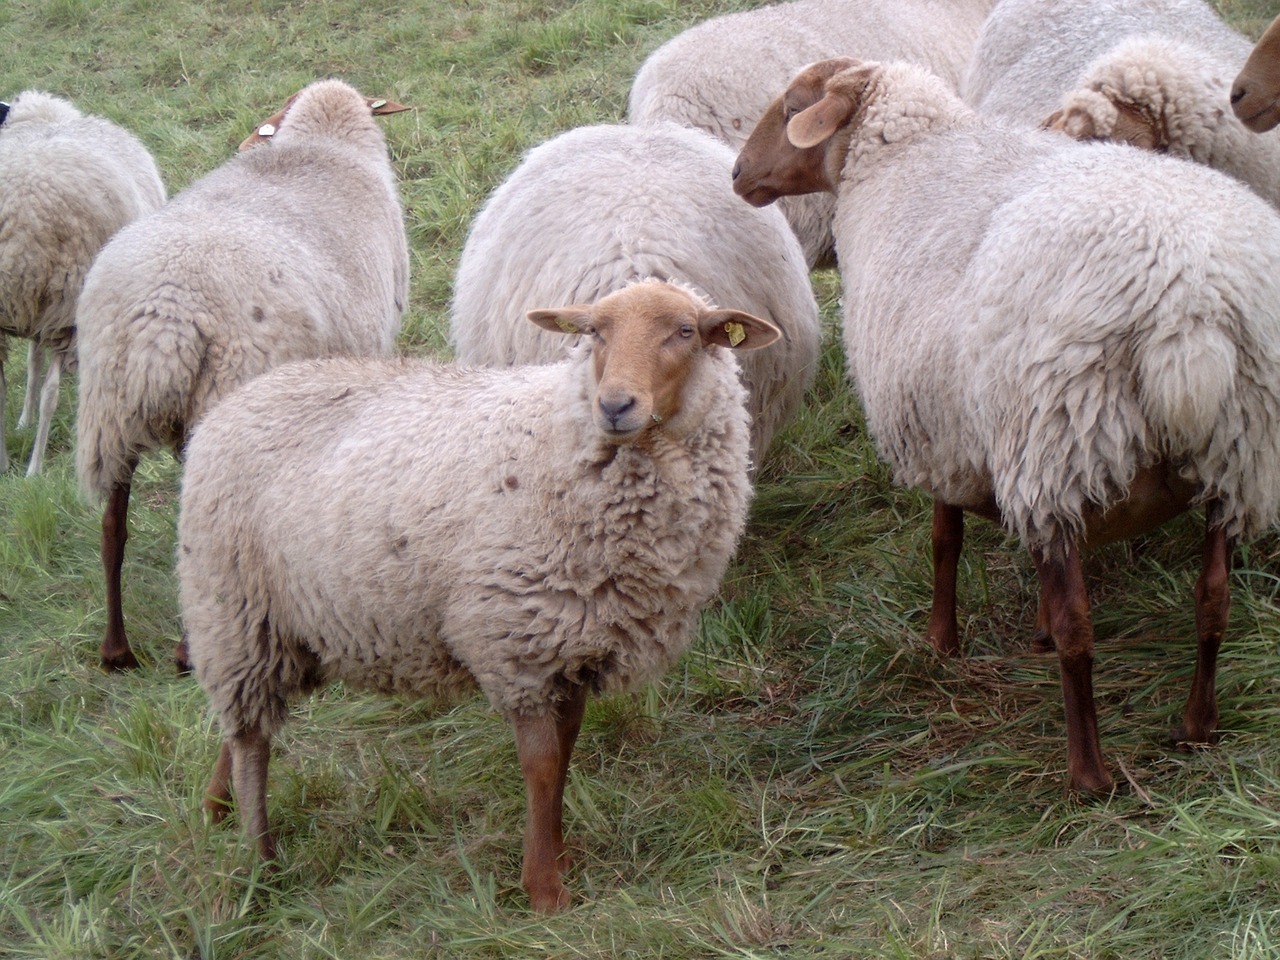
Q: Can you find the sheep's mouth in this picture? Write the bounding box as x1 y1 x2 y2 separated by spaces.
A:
1233 94 1280 133
733 179 781 207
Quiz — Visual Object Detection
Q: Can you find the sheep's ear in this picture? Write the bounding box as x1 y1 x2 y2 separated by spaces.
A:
527 306 592 336
787 93 853 149
365 97 411 116
699 309 782 351
1041 108 1065 131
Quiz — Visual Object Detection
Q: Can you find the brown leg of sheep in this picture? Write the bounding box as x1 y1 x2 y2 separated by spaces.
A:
228 729 276 861
203 741 234 823
1030 584 1054 653
100 479 140 671
513 685 587 914
1032 541 1113 795
1175 516 1231 746
925 500 963 656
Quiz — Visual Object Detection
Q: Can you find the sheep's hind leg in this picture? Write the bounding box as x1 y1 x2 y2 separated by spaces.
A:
204 741 234 823
1175 513 1231 746
17 341 43 429
229 729 276 861
925 501 963 655
100 477 140 670
513 685 586 913
1032 540 1113 795
25 350 62 477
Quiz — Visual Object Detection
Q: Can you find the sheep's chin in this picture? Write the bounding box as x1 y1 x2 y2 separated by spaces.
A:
1239 97 1280 133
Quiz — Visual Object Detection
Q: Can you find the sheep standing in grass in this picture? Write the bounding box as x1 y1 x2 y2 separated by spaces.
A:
75 78 409 671
733 58 1280 793
450 121 819 464
628 0 994 268
0 90 165 476
963 0 1250 128
1232 13 1280 133
180 280 780 913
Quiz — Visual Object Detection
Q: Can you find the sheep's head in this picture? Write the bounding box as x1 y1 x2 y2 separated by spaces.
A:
1232 13 1280 132
238 84 410 151
733 58 878 207
1044 90 1166 151
527 281 780 442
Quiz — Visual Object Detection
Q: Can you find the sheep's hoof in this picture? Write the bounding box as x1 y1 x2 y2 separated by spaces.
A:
1069 768 1116 797
526 881 571 914
1171 725 1219 751
100 648 141 672
1029 629 1054 654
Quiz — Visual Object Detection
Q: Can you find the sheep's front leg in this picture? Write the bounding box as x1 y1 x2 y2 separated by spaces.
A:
1032 541 1113 795
100 478 140 670
513 684 587 913
926 500 963 655
1176 516 1231 746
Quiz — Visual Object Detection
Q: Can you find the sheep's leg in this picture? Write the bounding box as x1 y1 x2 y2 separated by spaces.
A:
100 478 140 671
513 688 586 914
204 741 234 823
925 500 963 656
1175 516 1231 746
174 636 193 675
1030 585 1054 653
1032 541 1113 795
18 341 43 429
229 729 276 861
24 350 62 477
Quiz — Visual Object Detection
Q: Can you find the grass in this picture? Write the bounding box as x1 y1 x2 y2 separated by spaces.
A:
4 0 1280 957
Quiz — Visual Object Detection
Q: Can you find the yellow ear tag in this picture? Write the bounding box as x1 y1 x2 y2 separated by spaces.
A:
555 318 578 334
725 321 746 347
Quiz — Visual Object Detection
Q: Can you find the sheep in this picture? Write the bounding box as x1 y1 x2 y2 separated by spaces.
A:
627 0 995 268
450 121 819 464
962 0 1250 129
1231 13 1280 133
75 78 410 671
179 279 780 912
732 57 1280 794
0 90 165 476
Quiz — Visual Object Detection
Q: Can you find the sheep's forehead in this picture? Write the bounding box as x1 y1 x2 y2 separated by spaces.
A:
594 287 701 335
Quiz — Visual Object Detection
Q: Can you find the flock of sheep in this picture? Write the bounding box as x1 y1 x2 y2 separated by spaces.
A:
4 0 1280 914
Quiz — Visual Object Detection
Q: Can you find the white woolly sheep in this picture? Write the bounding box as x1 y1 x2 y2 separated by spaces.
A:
450 121 819 464
627 0 994 268
733 57 1280 794
75 78 410 671
0 90 165 476
179 279 780 913
962 0 1250 129
1232 13 1280 133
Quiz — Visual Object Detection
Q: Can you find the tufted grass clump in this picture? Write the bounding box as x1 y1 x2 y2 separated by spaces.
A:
3 1 1280 958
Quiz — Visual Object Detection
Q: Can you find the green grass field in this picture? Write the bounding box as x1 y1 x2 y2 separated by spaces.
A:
4 1 1280 956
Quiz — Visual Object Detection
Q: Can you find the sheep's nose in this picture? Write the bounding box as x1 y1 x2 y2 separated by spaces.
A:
731 158 741 181
1231 84 1246 106
598 395 636 429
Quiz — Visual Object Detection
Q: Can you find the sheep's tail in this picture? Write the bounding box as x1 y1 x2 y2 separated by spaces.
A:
76 304 207 500
1136 318 1237 453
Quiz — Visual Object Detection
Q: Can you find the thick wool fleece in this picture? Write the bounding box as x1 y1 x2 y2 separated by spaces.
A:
1056 36 1280 209
963 0 1251 127
830 63 1280 548
628 0 994 267
450 122 818 461
0 90 165 470
75 78 408 498
180 348 754 737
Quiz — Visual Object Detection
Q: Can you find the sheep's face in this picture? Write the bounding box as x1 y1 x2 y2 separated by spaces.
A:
1233 14 1280 132
733 58 879 207
527 282 780 443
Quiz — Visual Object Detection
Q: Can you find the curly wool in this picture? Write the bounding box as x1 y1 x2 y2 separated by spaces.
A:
829 62 1280 548
962 0 1249 121
1054 35 1280 208
450 122 818 462
179 346 754 737
75 78 408 498
0 90 165 473
628 0 993 267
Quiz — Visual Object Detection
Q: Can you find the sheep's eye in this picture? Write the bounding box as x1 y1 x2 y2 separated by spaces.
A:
679 324 695 339
587 326 603 341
